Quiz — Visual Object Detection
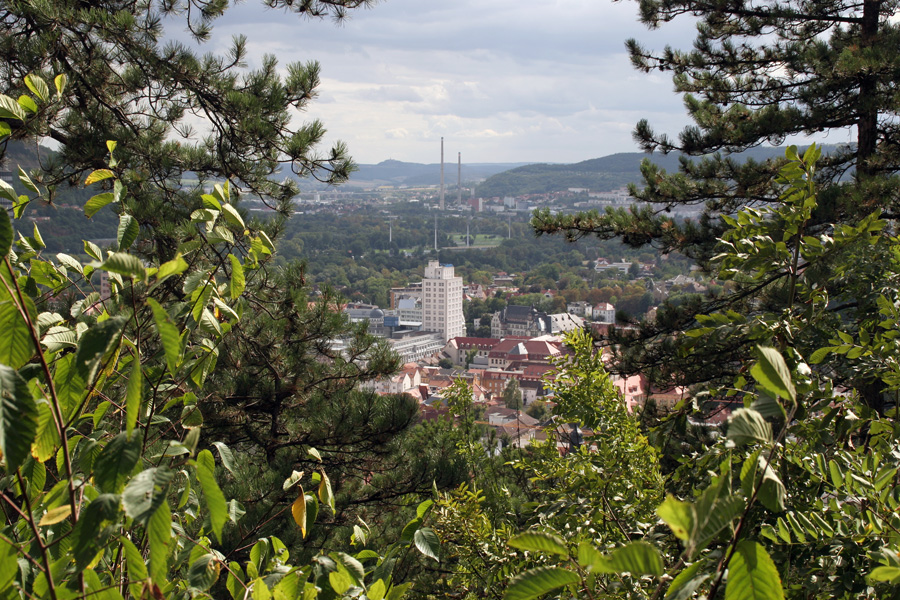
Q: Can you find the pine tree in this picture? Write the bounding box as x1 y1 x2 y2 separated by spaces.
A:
0 0 368 258
533 0 900 398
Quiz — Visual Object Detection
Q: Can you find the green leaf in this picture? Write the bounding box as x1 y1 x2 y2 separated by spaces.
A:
17 95 37 114
38 504 72 526
101 252 146 279
504 567 580 600
0 364 37 471
85 169 115 186
147 298 182 377
229 254 245 299
369 579 387 600
756 457 786 513
117 214 139 250
727 408 772 447
84 192 116 217
869 566 900 584
0 299 35 369
317 469 334 511
24 74 49 102
125 356 142 436
594 541 663 576
400 517 422 542
157 254 188 282
416 499 434 518
0 206 11 257
54 74 67 97
221 203 245 230
71 494 120 571
122 467 172 525
196 449 227 542
414 528 441 562
18 167 38 194
333 552 365 585
329 571 351 595
226 562 246 600
667 561 708 600
188 554 220 592
724 540 784 600
93 431 142 493
750 346 796 403
212 441 237 477
0 94 26 120
386 582 412 600
577 541 605 572
73 315 126 387
148 499 171 584
120 536 149 583
508 531 568 556
657 495 693 541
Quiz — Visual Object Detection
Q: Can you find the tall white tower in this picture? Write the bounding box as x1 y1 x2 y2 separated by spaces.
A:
422 260 465 343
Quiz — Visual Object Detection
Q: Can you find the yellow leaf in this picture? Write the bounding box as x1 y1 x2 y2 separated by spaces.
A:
292 486 307 538
84 169 115 185
39 505 72 526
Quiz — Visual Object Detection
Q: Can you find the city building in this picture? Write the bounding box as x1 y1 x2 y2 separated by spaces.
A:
422 261 465 342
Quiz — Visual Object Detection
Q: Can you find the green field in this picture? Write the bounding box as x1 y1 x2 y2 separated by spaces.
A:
450 234 504 247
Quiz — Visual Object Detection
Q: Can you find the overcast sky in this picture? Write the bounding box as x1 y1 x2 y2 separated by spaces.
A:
200 0 702 164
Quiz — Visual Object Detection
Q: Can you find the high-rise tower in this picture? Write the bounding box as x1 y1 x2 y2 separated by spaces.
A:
422 260 464 342
439 137 445 210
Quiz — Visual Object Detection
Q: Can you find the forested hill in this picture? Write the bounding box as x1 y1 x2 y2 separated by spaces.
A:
475 145 843 197
346 159 531 187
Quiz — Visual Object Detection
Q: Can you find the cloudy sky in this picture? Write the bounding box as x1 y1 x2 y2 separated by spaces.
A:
200 0 702 165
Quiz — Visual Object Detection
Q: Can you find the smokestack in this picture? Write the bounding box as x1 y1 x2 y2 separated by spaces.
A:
457 152 461 205
440 137 445 210
434 215 438 250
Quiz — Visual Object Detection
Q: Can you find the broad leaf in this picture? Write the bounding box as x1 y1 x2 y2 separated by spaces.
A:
508 531 568 556
0 207 11 256
101 252 146 279
750 346 796 403
414 528 440 562
292 487 307 537
117 214 139 250
188 554 220 592
148 500 171 584
0 299 35 369
73 315 126 388
125 356 142 435
0 364 37 471
122 467 172 524
229 254 245 299
84 192 116 217
147 298 182 377
212 441 237 477
71 494 120 570
724 540 785 600
727 408 772 447
504 567 580 600
93 431 142 493
593 541 663 576
196 449 227 542
657 495 693 541
85 169 115 185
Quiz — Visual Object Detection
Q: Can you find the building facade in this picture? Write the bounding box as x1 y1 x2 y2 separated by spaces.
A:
422 261 465 342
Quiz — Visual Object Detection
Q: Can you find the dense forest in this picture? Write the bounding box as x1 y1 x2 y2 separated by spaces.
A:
2 2 900 600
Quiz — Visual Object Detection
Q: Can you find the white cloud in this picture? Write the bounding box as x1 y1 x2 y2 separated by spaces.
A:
173 0 700 163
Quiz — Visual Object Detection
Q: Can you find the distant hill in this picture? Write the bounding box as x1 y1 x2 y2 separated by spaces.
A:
474 145 843 197
346 159 532 188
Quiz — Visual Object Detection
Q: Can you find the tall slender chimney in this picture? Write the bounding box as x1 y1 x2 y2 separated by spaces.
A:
457 152 461 205
440 137 445 210
434 215 438 250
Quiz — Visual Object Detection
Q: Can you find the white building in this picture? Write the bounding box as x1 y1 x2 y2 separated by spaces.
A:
422 261 465 343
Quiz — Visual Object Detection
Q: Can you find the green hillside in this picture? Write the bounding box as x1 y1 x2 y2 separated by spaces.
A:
475 146 841 197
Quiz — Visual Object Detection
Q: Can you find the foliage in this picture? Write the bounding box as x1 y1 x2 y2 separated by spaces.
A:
0 67 438 600
496 147 900 599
